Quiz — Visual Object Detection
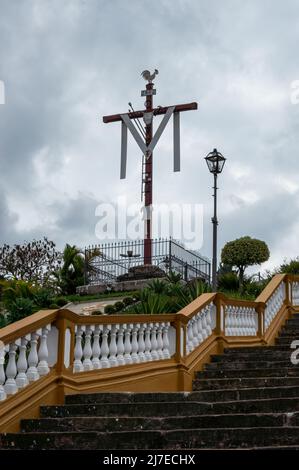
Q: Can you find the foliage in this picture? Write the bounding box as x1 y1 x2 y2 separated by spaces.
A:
122 296 134 306
0 237 61 285
166 271 182 284
104 304 116 314
56 245 103 295
57 244 84 295
279 258 299 275
147 279 168 295
0 314 7 328
220 290 256 301
33 288 55 308
131 291 173 314
174 280 211 310
91 309 102 315
221 236 270 290
114 301 125 311
6 297 35 323
243 279 265 298
217 272 239 291
55 297 68 307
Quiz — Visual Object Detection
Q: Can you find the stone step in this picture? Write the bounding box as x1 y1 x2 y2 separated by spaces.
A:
2 426 299 449
40 397 299 417
279 329 299 335
65 392 198 405
196 368 299 379
21 411 299 433
192 376 299 390
211 352 294 362
276 337 298 345
65 387 299 405
223 346 292 354
205 360 295 370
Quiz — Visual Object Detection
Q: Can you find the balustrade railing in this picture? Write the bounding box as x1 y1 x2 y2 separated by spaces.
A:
0 312 58 402
224 304 258 336
72 321 172 372
1 274 298 404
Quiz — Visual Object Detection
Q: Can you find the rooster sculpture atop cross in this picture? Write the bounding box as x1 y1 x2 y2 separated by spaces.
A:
141 69 159 83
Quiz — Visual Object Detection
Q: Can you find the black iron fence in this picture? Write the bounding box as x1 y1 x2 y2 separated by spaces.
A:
84 239 210 285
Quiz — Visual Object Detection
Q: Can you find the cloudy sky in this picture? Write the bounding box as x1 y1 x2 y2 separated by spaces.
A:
1 0 299 272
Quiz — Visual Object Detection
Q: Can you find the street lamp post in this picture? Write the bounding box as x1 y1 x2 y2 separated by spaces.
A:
205 148 226 291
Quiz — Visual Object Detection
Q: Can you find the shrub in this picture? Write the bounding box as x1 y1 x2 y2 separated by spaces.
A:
104 305 116 314
33 288 54 308
218 272 239 292
147 279 167 294
122 296 134 306
132 291 140 301
55 297 68 307
244 280 264 298
91 309 102 315
49 303 59 309
0 314 7 328
114 301 125 311
279 258 299 275
7 297 35 323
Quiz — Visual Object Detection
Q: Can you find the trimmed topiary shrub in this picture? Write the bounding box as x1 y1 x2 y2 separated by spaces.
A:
91 309 102 315
104 304 116 314
49 303 59 309
123 296 134 306
114 301 125 311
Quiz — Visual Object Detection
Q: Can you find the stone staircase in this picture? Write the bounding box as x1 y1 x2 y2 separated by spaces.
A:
1 312 299 450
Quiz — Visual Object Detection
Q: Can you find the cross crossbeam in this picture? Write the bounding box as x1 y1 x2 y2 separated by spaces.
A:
103 102 197 124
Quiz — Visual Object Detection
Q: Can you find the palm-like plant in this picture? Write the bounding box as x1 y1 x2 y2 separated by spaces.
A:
59 244 85 294
174 280 211 310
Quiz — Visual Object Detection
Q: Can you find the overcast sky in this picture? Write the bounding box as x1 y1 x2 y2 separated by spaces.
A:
1 0 299 272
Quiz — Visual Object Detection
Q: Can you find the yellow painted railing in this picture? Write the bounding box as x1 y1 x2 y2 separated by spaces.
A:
0 273 298 431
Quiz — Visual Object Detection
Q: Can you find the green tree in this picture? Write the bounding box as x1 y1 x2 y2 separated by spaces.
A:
0 238 61 285
279 258 299 275
221 236 270 291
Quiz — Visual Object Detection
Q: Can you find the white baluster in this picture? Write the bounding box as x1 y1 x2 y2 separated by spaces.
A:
73 326 84 372
27 332 40 382
4 343 18 394
201 310 208 340
16 337 29 388
225 307 231 336
109 324 118 367
37 326 50 376
116 325 125 365
83 325 93 371
156 323 164 359
205 306 212 337
192 316 200 347
92 325 101 369
0 345 6 401
124 324 133 364
186 322 192 354
137 324 146 362
150 323 159 360
100 325 110 368
144 323 153 361
162 322 170 359
131 324 140 364
196 313 203 345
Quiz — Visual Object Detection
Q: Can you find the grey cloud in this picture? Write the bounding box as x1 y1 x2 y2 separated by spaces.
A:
1 0 299 269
